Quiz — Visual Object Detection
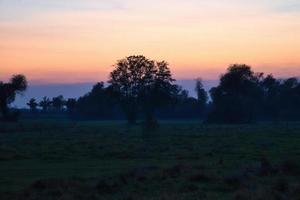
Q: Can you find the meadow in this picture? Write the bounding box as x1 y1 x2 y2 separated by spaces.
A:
1 120 300 200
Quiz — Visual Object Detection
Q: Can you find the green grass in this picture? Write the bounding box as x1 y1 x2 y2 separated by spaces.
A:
1 120 300 199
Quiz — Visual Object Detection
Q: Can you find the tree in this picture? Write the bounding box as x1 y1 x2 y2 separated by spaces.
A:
208 64 264 123
140 61 179 127
39 96 51 112
278 78 300 120
27 98 38 113
0 74 27 120
65 98 77 114
77 82 117 119
195 78 208 117
260 75 281 121
108 55 178 126
52 95 65 111
169 88 200 119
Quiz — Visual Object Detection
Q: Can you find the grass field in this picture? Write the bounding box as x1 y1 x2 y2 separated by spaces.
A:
1 120 300 199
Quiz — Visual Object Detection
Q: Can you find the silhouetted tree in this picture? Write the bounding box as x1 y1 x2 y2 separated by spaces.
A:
39 96 51 112
208 64 264 123
259 76 300 121
260 75 281 121
278 78 300 120
140 61 179 128
195 78 208 117
52 95 65 111
65 98 77 114
27 98 38 113
108 55 178 126
77 82 117 119
158 88 201 119
0 74 27 120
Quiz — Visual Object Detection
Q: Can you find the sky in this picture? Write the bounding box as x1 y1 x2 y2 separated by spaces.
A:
1 0 300 84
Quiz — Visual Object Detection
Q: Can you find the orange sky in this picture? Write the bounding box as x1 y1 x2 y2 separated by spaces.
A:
1 0 300 83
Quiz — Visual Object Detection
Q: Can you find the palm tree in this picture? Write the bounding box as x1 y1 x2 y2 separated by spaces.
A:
39 96 51 112
52 95 65 112
27 98 38 113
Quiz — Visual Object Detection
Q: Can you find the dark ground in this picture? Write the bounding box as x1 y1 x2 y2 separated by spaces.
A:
1 120 300 199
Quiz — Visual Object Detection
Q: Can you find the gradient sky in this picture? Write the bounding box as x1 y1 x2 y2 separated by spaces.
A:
1 0 300 83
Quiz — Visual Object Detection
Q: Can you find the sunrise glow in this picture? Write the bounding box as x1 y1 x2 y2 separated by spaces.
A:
1 0 300 83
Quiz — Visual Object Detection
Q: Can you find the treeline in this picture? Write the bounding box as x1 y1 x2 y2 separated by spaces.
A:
1 55 300 124
209 65 300 123
25 82 204 120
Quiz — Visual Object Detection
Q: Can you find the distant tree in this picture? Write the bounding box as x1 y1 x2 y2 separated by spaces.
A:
278 78 300 120
195 78 208 117
109 55 178 127
159 88 201 119
77 82 116 119
140 61 179 127
177 88 190 102
65 98 77 114
27 98 38 113
52 95 65 111
208 64 264 123
0 74 27 120
260 75 281 121
39 96 51 112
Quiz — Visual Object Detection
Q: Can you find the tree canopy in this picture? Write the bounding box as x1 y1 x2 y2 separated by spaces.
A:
27 98 38 113
0 74 27 120
5 61 300 125
208 64 264 123
108 55 178 126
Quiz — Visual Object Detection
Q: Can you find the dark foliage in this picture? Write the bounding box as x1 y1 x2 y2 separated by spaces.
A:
0 74 27 121
108 55 179 126
65 98 77 114
262 77 300 121
76 82 119 119
27 98 38 113
208 64 300 123
51 95 65 112
10 60 300 124
208 64 264 123
156 89 201 119
195 78 208 117
39 96 51 112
